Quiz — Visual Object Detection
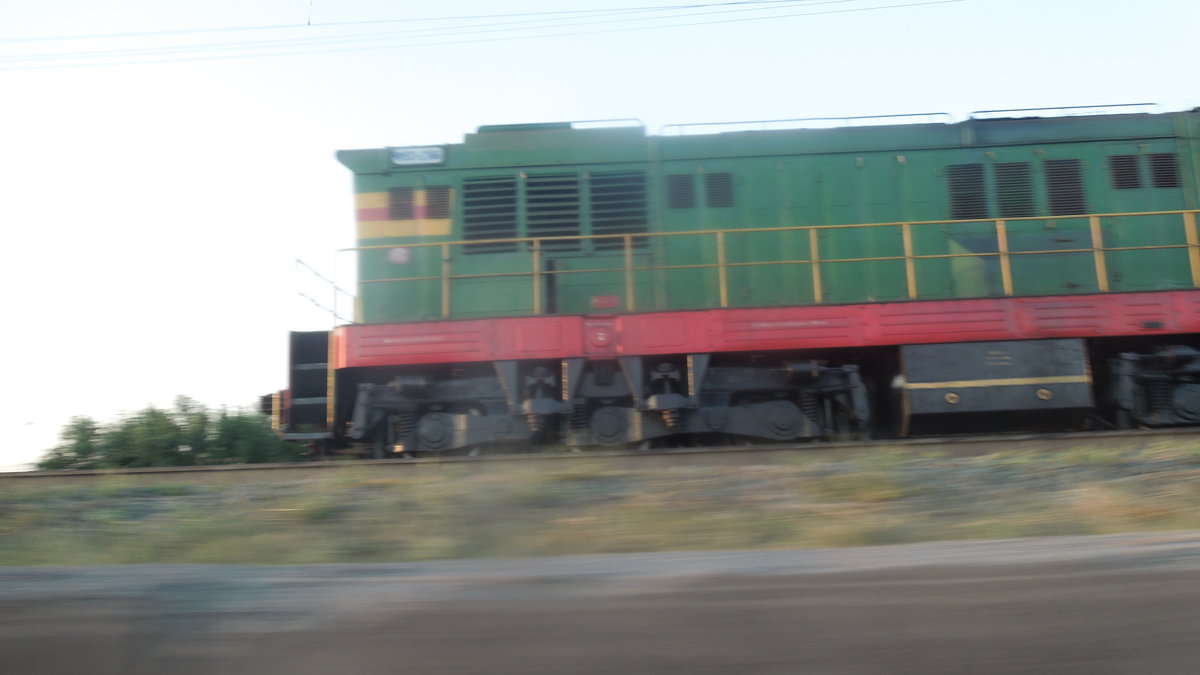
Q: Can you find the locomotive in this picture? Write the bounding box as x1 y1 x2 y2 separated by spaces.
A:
270 105 1200 456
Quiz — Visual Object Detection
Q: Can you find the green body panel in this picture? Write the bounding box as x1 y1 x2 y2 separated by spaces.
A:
339 110 1200 324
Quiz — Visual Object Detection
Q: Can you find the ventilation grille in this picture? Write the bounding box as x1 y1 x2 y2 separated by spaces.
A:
426 186 452 218
1045 159 1087 215
994 162 1034 218
1150 153 1181 188
591 172 648 251
388 187 415 220
1109 155 1141 190
667 174 695 209
462 177 518 253
526 174 581 251
947 163 988 219
704 173 734 208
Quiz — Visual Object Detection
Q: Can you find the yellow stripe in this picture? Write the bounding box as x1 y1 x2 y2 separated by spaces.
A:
356 190 432 209
356 192 388 209
904 375 1091 390
358 219 452 239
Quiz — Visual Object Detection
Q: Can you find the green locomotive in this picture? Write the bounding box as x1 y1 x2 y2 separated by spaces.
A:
279 106 1200 454
339 107 1196 322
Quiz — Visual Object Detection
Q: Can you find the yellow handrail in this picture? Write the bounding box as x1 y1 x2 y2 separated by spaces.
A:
1185 211 1200 287
341 210 1200 317
1089 216 1109 292
716 231 729 308
901 223 917 299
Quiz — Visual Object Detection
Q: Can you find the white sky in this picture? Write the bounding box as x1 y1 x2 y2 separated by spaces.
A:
1 0 1196 470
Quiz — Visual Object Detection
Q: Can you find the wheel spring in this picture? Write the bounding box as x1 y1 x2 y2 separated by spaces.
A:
1147 380 1173 414
661 408 684 429
799 394 821 424
571 404 590 430
394 410 416 449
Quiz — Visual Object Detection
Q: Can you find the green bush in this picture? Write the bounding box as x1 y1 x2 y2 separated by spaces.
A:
37 397 304 470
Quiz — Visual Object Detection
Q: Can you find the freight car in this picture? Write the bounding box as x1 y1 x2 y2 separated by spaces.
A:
271 104 1200 457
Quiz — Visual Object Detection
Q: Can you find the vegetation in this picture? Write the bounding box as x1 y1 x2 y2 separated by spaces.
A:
6 438 1200 565
36 397 303 470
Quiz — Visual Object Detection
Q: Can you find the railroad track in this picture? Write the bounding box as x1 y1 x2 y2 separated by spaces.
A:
5 427 1200 486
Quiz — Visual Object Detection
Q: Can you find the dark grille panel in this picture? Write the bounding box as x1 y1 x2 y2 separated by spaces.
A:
426 186 452 218
947 163 988 219
527 174 581 251
1108 155 1141 189
1045 159 1087 215
1150 153 1181 188
388 187 415 220
591 172 648 251
994 162 1034 218
462 177 518 253
704 172 734 208
667 174 695 209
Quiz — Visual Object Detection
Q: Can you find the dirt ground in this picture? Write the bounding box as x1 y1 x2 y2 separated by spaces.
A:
3 531 1200 674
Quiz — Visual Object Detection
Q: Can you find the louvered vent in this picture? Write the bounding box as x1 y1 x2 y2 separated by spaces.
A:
591 172 648 251
704 173 734 208
667 174 695 209
1150 153 1181 188
1045 159 1087 215
994 162 1034 218
947 164 988 219
388 187 415 220
426 186 452 218
1108 155 1141 189
462 176 518 253
527 174 581 251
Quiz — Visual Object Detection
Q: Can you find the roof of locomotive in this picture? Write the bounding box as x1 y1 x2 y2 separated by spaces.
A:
336 107 1193 175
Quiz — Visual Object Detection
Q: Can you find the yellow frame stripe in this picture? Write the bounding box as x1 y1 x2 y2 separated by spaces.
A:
904 375 1091 390
356 192 389 209
358 219 451 238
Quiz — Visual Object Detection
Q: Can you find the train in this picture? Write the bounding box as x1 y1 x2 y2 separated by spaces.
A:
268 104 1200 457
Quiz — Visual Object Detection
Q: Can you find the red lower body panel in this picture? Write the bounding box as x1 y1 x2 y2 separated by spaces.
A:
334 291 1200 369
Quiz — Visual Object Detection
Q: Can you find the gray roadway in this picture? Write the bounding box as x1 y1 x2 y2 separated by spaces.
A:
4 532 1200 673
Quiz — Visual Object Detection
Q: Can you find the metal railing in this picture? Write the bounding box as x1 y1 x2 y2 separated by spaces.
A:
295 258 355 325
343 210 1200 319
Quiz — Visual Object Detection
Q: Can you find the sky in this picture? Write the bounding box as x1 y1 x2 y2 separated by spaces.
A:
1 0 1197 470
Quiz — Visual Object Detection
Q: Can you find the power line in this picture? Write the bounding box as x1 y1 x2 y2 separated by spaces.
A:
0 0 866 63
0 1 833 43
0 0 966 71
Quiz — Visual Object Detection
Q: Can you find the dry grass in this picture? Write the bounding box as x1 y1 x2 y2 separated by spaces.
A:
5 440 1200 565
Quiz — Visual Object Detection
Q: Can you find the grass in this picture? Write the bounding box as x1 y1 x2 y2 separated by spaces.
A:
5 440 1200 565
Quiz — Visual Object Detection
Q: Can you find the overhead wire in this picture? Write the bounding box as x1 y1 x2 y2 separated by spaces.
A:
0 1 838 43
0 0 965 71
0 0 868 64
